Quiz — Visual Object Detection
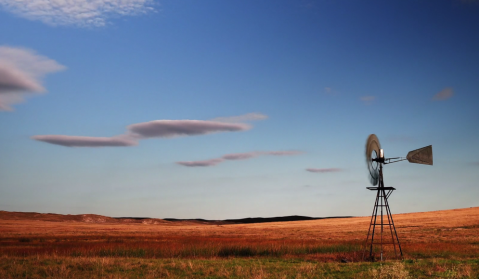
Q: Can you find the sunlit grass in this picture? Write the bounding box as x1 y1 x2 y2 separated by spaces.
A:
0 236 364 259
1 207 479 277
1 256 478 278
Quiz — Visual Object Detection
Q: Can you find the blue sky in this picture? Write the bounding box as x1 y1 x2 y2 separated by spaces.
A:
0 0 478 219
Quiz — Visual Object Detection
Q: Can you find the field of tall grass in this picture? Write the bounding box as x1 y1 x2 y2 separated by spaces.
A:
1 234 364 259
1 256 478 278
1 207 478 278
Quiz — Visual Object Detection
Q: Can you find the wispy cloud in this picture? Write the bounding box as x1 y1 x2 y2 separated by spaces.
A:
0 0 155 27
306 168 341 173
177 158 224 167
360 96 375 105
0 64 42 92
221 150 301 160
211 113 268 123
221 152 261 160
33 115 259 147
432 87 454 101
177 150 302 167
0 46 65 111
32 135 138 147
127 120 251 139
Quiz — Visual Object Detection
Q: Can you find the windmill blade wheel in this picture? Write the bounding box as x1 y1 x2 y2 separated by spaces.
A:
366 134 381 185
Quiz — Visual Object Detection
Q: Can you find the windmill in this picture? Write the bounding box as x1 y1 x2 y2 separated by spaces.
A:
364 134 433 261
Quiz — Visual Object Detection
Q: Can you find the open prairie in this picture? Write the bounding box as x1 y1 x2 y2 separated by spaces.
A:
1 207 479 278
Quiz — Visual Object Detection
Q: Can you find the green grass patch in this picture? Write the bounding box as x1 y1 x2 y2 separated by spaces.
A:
1 256 478 278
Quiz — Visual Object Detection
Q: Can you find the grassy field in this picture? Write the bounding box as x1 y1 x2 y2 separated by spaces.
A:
1 207 478 278
2 256 478 278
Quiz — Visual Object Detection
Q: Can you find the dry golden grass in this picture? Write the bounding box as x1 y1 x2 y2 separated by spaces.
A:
1 207 478 278
1 206 478 260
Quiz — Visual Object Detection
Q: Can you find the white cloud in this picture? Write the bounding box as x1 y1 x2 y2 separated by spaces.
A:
32 135 138 147
0 64 42 92
177 158 224 167
0 0 155 27
221 151 262 160
0 46 65 111
211 113 268 123
177 150 302 167
432 87 454 101
33 116 256 147
0 93 26 111
222 151 301 160
127 120 251 139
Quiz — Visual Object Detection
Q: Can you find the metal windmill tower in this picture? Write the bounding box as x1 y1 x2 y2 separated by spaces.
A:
363 134 433 261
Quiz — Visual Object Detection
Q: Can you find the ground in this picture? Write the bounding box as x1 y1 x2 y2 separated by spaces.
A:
1 207 478 278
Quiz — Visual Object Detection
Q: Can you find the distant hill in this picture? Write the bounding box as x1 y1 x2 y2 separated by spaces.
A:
164 215 353 224
0 210 352 225
0 211 167 224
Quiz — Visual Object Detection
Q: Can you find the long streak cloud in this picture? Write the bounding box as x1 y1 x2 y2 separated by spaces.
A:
128 120 250 138
176 158 224 167
32 116 261 147
32 135 138 147
177 150 302 167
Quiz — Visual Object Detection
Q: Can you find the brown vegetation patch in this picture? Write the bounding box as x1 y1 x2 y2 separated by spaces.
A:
0 207 478 262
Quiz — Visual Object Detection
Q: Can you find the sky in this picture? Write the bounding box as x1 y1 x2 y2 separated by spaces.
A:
0 0 478 219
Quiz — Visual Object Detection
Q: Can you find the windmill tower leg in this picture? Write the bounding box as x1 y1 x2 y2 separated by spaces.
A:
363 188 381 260
384 189 403 258
364 166 403 261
